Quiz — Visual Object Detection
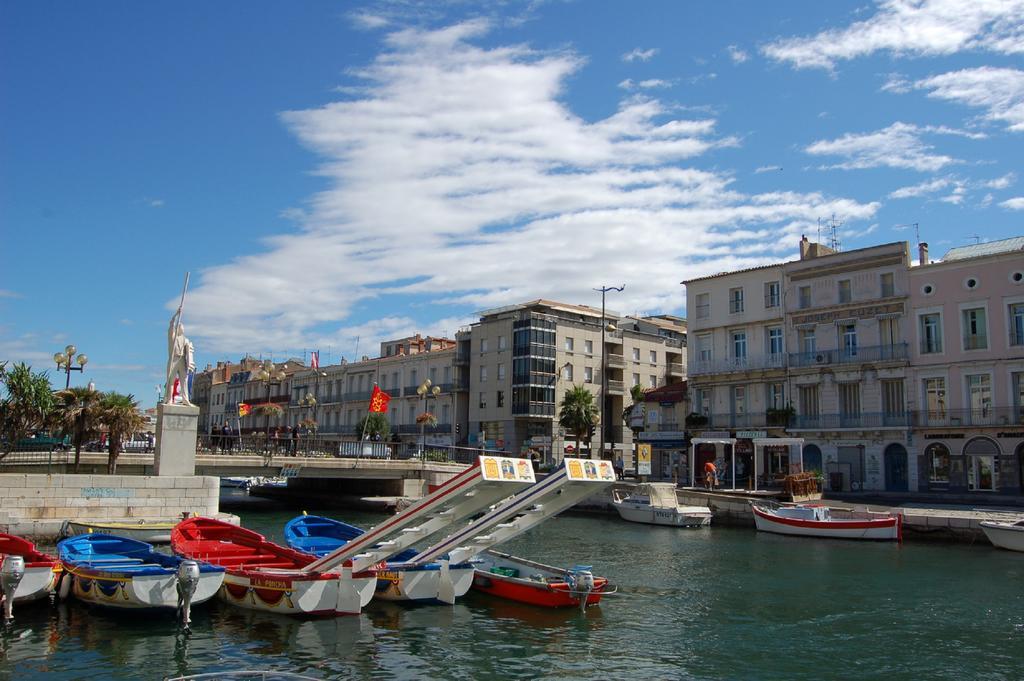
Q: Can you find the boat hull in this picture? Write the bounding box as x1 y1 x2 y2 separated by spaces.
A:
471 552 608 609
373 564 475 603
218 570 377 616
980 521 1024 552
752 505 899 540
11 564 61 603
63 520 174 544
64 568 223 610
612 502 711 527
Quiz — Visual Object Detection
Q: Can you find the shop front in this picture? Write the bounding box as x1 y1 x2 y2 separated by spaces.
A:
636 431 688 483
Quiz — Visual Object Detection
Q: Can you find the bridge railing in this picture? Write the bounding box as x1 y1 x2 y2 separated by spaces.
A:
197 434 506 465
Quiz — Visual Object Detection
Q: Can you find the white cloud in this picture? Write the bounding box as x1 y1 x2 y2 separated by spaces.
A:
754 165 783 173
984 172 1016 189
0 289 21 299
763 0 1024 70
183 22 880 354
727 45 748 63
914 67 1024 132
888 177 953 198
618 78 672 91
350 11 389 30
805 122 966 171
622 47 658 62
1001 197 1024 209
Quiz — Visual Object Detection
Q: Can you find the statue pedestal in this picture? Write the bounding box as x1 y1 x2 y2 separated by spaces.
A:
155 403 199 476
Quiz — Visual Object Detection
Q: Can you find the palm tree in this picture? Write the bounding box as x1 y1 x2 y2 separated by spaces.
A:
0 362 55 460
558 385 598 456
253 403 284 452
355 413 390 440
99 392 145 474
54 386 103 473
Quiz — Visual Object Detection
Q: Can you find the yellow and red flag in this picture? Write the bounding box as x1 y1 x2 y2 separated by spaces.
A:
238 402 252 417
368 385 390 413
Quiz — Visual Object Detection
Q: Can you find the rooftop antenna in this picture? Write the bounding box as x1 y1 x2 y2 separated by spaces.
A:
818 213 842 251
968 234 981 244
894 222 920 247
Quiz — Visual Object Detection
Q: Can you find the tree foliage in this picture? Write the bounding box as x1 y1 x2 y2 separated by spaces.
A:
356 413 390 439
0 362 55 458
53 386 103 472
558 385 598 455
99 392 145 474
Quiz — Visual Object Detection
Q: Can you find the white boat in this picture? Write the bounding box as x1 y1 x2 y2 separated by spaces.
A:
611 483 711 527
751 502 901 541
61 519 176 544
980 518 1024 552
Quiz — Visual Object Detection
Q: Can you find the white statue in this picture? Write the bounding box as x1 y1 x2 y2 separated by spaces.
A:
164 307 193 406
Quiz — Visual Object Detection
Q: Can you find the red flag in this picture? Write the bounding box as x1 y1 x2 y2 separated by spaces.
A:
238 403 252 417
310 351 319 369
368 385 390 413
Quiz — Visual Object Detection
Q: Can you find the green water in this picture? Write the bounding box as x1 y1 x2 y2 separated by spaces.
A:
2 502 1022 680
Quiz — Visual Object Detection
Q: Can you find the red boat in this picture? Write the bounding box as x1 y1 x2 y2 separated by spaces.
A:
472 550 613 610
171 517 376 616
1 533 61 622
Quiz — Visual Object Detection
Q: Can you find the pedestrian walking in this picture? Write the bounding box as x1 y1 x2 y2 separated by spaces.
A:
290 424 299 456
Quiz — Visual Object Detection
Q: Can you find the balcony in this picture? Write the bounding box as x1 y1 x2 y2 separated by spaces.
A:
606 353 625 369
512 402 555 417
912 407 1024 428
606 380 624 395
344 390 372 401
919 340 943 355
963 335 988 351
790 412 910 429
690 353 786 376
1010 330 1024 347
789 342 907 368
455 352 470 366
667 362 685 377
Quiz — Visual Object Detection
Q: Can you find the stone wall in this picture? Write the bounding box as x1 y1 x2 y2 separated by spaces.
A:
0 474 219 539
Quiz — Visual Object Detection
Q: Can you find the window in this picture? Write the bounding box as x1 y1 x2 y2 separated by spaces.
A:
649 350 657 363
732 331 747 361
962 307 988 350
767 383 785 410
841 323 857 357
695 293 710 319
497 363 505 381
443 366 450 383
729 287 744 313
498 335 507 350
441 404 450 424
1012 372 1023 413
764 281 780 308
497 390 504 408
924 378 947 423
693 388 709 415
632 373 640 387
478 392 486 409
479 366 488 382
879 317 900 348
838 279 852 304
839 383 860 420
920 313 943 353
768 327 784 356
799 328 816 355
927 443 950 483
632 348 640 361
564 337 574 351
880 272 895 298
480 338 489 353
799 385 819 419
429 367 437 383
732 386 746 416
799 286 811 309
584 339 593 354
584 366 594 383
966 374 992 418
1010 303 1024 346
408 371 416 389
697 334 713 362
882 380 905 419
649 375 657 388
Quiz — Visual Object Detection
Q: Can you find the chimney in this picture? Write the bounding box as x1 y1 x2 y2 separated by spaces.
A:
919 242 929 265
799 235 810 259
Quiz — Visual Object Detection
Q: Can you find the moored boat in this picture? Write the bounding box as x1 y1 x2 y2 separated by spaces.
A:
612 483 711 527
62 519 176 544
980 518 1024 552
284 514 476 604
172 516 376 616
751 502 901 541
57 533 224 626
471 550 613 610
0 533 61 622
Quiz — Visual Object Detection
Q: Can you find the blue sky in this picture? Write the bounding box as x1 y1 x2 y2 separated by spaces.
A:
2 0 1022 406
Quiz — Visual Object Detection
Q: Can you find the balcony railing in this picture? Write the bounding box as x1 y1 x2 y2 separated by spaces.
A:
690 353 786 376
606 380 624 394
606 354 625 368
790 412 911 429
962 335 988 350
911 407 1024 428
919 340 943 354
789 342 907 368
1010 330 1024 346
667 362 684 376
512 402 555 417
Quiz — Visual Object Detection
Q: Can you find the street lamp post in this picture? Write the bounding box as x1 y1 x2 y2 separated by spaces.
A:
417 379 441 457
255 361 286 454
53 344 88 390
594 285 624 460
299 392 317 454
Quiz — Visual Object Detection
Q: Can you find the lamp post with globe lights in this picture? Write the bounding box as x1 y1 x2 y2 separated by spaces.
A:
54 344 88 390
255 361 287 454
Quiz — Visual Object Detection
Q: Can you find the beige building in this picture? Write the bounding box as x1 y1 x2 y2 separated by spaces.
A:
459 299 686 464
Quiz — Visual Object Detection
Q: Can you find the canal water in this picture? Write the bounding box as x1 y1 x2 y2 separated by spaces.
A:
2 500 1022 680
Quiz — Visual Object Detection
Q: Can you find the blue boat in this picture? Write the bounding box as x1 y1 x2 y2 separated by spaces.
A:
57 533 224 626
284 514 475 604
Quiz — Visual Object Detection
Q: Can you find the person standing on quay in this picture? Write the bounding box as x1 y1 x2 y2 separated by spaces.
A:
291 424 299 456
704 460 717 491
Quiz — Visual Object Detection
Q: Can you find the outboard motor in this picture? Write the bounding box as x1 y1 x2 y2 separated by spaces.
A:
176 560 201 631
566 565 595 612
1 555 26 623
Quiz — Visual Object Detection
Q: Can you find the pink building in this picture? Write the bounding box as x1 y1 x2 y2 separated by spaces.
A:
909 237 1024 495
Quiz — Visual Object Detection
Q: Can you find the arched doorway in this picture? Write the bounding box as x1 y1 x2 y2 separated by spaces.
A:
884 443 909 492
803 444 822 475
964 437 1000 492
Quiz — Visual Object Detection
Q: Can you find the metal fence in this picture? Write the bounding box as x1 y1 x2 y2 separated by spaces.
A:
196 434 498 465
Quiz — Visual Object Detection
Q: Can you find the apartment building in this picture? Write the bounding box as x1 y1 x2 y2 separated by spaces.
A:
909 238 1024 495
459 299 686 464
